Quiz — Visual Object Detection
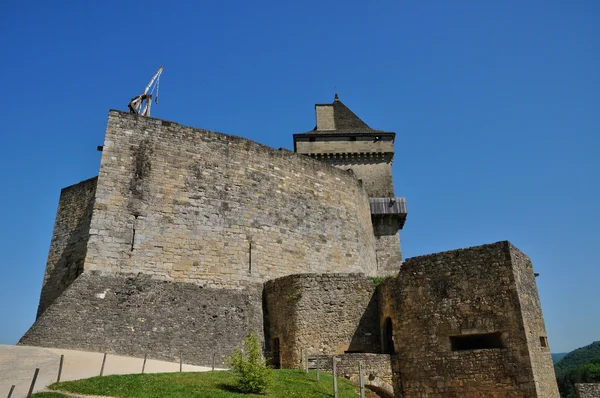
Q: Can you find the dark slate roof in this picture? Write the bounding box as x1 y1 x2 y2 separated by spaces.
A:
302 94 393 135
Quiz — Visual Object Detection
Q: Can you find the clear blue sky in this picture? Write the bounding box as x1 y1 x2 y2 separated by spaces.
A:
0 0 598 354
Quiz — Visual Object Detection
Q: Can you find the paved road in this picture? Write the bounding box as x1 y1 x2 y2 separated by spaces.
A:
0 345 217 398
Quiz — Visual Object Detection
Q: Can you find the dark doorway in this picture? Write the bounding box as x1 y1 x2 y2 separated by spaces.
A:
271 337 281 369
383 317 395 354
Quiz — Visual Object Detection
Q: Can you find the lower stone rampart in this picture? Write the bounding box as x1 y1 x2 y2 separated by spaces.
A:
379 241 558 398
311 353 397 397
20 272 263 367
575 383 600 398
264 273 379 368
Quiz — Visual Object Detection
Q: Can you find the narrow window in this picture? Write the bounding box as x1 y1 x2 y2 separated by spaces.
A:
248 241 252 273
131 228 136 251
131 215 138 251
450 332 504 351
540 336 548 347
383 317 395 354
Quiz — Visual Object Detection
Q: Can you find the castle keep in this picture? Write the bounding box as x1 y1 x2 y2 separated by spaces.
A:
20 97 558 397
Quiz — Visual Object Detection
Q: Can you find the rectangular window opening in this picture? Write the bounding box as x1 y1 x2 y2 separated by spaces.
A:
450 332 504 351
540 336 548 347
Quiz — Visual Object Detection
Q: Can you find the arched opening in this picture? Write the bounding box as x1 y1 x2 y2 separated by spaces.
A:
383 317 395 354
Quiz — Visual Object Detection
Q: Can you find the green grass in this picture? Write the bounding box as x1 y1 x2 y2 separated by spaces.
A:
47 369 370 398
367 276 391 286
31 393 71 398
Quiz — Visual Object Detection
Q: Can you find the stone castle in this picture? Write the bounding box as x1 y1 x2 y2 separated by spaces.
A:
20 96 559 397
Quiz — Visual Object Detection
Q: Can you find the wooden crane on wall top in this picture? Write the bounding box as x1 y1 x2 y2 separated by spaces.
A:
128 65 163 117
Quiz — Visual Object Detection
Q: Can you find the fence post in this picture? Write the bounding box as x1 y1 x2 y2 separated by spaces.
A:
57 354 64 383
7 385 15 398
332 356 338 398
100 353 107 376
212 353 216 371
359 361 365 398
180 352 183 372
304 349 308 374
142 353 147 374
316 354 320 382
26 368 39 398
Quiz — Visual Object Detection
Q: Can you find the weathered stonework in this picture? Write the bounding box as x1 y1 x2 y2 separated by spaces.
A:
37 177 97 316
22 272 263 366
378 241 559 398
21 97 558 397
264 273 379 368
575 383 600 398
311 353 397 397
263 242 558 397
294 97 406 274
86 110 378 286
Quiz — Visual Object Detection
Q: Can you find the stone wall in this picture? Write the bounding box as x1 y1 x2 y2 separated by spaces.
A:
328 160 395 198
379 241 558 397
84 110 378 287
37 177 97 317
264 273 380 368
21 272 263 367
509 245 560 397
375 234 402 275
311 353 397 397
575 383 600 398
324 158 402 267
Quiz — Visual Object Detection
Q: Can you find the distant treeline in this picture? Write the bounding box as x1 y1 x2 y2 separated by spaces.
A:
554 341 600 398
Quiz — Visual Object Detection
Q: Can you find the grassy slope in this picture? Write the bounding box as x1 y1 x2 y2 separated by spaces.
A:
44 369 374 398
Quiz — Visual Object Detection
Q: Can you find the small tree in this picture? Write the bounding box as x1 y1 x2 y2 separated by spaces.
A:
226 332 273 394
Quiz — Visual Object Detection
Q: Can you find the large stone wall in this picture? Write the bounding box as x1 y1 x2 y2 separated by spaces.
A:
37 177 97 317
510 246 560 397
21 272 263 367
264 273 380 368
85 111 378 287
378 241 558 398
326 159 402 268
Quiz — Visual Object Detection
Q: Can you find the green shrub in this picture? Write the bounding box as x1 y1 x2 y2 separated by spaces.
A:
226 332 273 394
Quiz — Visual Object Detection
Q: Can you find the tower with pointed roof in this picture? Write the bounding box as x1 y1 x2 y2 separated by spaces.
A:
293 95 407 274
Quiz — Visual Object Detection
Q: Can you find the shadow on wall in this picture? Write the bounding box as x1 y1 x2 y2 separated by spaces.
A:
348 291 381 353
37 179 97 318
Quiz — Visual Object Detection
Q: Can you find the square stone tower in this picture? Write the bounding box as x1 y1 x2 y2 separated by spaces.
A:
294 95 407 274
